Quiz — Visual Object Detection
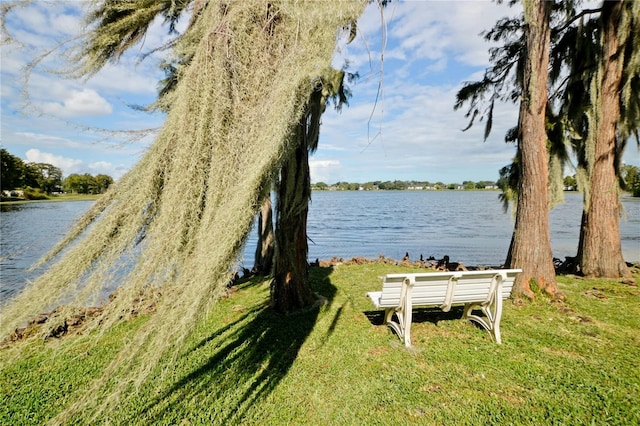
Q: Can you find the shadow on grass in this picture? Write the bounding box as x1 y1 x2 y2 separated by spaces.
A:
363 306 495 343
363 306 465 326
136 266 336 424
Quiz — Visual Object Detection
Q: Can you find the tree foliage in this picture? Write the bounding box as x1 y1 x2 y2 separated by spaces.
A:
63 173 113 194
74 0 198 77
25 162 63 193
0 148 26 190
622 164 640 196
0 149 64 193
1 148 114 195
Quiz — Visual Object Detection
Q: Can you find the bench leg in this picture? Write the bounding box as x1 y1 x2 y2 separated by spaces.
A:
403 306 412 347
463 290 503 344
384 307 412 347
384 308 402 339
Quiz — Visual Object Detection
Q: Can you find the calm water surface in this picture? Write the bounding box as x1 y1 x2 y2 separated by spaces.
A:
305 191 639 265
1 200 96 300
1 192 638 300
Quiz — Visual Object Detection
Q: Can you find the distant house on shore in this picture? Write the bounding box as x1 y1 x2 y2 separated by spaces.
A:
2 190 24 198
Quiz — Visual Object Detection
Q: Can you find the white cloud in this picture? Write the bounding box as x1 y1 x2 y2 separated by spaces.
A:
16 132 71 144
87 161 127 179
10 0 628 187
39 88 113 117
49 8 83 37
0 47 27 78
318 71 520 183
87 61 160 97
310 159 341 183
10 1 82 39
315 1 528 184
2 1 161 123
311 160 340 167
88 161 113 171
23 149 128 180
11 131 145 158
25 148 83 174
88 161 130 180
9 5 48 38
343 0 521 74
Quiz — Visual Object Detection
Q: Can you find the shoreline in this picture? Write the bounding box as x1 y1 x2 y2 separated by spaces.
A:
309 254 640 271
0 194 100 205
311 254 500 270
5 254 638 346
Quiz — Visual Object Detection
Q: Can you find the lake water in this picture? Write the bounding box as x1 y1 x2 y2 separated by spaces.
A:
1 191 639 300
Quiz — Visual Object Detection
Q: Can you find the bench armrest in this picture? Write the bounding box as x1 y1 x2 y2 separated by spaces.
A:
366 291 383 308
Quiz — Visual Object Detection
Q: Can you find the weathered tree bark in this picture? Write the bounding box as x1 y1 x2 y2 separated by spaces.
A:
506 0 561 300
270 72 345 313
578 0 633 281
253 190 274 276
271 121 316 314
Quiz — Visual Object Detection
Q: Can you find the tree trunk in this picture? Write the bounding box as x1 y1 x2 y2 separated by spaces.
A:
271 123 315 314
253 191 274 276
578 0 632 281
507 0 561 300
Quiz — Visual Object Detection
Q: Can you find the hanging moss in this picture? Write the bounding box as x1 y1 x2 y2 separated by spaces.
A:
1 0 365 421
618 1 640 144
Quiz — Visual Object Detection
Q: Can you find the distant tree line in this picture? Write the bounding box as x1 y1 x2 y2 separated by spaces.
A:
1 148 114 198
313 171 640 194
562 166 640 196
312 179 498 191
1 149 63 194
621 165 640 197
62 173 114 194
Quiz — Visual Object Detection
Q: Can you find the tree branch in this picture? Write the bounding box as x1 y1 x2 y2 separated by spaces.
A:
553 8 602 35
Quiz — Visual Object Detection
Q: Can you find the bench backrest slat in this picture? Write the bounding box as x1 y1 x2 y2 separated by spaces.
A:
377 269 519 309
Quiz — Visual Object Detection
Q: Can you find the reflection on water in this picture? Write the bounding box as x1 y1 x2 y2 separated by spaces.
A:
1 193 639 300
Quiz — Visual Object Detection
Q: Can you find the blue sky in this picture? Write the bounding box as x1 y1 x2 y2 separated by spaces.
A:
1 1 638 184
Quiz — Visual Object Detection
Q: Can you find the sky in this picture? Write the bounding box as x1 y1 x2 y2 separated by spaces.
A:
1 0 638 184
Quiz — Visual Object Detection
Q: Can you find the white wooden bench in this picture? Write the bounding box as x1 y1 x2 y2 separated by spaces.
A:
366 269 521 347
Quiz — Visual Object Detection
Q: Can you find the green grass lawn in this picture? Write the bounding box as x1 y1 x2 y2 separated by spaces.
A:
2 263 639 425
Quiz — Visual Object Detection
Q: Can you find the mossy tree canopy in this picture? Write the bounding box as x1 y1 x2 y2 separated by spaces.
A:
1 0 366 420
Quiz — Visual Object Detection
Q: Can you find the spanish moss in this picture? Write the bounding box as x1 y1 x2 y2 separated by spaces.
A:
1 1 365 421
